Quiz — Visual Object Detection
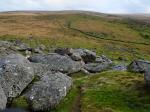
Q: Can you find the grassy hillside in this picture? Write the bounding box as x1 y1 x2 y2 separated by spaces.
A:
1 11 150 112
0 11 150 61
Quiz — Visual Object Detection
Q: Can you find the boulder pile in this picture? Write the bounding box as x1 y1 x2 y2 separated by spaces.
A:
1 40 150 111
0 41 113 111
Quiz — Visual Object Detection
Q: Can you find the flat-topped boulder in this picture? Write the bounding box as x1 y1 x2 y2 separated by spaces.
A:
24 72 72 111
29 53 84 74
0 54 34 98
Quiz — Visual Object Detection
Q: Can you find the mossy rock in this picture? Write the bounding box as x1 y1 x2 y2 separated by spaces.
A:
11 96 29 110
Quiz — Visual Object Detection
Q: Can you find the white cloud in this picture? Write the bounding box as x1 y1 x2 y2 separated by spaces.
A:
0 0 149 13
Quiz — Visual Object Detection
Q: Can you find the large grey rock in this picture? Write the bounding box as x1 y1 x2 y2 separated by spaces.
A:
32 63 53 77
84 55 112 73
29 53 84 74
0 85 7 110
84 62 110 73
24 72 72 111
0 54 34 98
128 60 150 73
55 48 96 62
128 60 150 85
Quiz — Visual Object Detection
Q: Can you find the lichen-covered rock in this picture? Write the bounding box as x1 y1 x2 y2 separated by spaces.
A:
32 63 53 77
29 53 84 74
0 54 34 98
24 72 72 111
0 85 7 110
128 60 150 73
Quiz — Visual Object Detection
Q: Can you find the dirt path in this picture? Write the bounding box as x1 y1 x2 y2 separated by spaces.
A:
71 86 82 112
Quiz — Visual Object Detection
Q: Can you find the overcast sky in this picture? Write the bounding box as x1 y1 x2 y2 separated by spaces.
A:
0 0 150 14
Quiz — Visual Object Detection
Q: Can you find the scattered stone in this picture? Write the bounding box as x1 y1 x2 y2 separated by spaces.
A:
0 85 7 110
24 72 72 111
96 55 112 64
29 53 84 74
0 54 34 98
112 65 127 71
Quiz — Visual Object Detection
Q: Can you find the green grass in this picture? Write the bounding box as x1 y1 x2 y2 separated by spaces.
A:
52 86 79 112
51 71 150 112
11 96 29 110
80 71 150 112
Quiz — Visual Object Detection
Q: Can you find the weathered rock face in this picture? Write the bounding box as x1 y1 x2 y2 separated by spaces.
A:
55 48 96 63
29 53 84 74
128 60 150 73
0 54 34 98
144 67 150 85
24 72 72 111
0 85 7 110
32 63 53 77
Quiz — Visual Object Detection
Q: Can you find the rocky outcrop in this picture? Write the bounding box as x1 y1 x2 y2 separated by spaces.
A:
84 55 112 73
55 48 96 63
0 85 7 110
29 53 84 74
24 72 72 111
0 54 34 98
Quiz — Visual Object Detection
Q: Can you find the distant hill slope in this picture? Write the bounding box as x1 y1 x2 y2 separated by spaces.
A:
0 11 149 60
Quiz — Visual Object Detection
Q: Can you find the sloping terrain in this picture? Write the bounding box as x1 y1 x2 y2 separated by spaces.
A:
0 11 150 60
0 11 150 112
